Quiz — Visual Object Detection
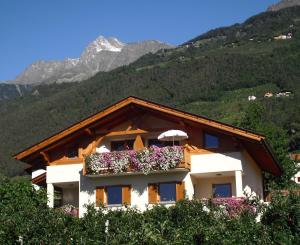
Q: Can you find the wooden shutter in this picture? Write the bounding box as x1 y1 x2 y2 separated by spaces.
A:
95 187 105 206
133 135 144 151
176 182 185 201
122 185 131 205
148 183 158 204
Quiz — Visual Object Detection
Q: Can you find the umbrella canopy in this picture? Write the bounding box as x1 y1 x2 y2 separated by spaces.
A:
96 145 110 153
158 130 188 142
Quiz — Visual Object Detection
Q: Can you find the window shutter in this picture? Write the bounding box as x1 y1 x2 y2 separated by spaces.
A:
96 187 105 206
122 185 131 205
148 183 158 204
176 182 185 201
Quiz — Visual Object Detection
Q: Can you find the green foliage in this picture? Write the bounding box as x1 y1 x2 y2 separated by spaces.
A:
262 192 300 244
237 102 298 188
0 177 299 244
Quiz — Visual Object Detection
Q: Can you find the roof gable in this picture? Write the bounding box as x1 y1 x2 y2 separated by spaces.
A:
14 96 282 176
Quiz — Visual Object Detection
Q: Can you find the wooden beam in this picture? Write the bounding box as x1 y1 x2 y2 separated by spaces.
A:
95 136 105 147
84 128 94 137
104 129 148 137
40 151 50 163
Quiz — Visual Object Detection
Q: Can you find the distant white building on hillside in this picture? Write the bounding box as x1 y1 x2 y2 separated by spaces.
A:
290 154 300 184
275 91 292 98
274 33 292 40
264 92 273 98
248 95 256 101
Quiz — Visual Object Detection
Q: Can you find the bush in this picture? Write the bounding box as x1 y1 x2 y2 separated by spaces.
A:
0 177 299 244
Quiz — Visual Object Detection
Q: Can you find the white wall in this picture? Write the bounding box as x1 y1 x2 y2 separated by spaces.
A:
79 172 193 217
190 152 243 174
241 150 263 198
191 151 263 198
46 164 83 184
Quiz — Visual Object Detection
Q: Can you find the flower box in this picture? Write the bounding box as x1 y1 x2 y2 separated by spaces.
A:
85 145 185 175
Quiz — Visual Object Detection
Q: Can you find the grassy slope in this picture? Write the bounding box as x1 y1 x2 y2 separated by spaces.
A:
1 7 300 176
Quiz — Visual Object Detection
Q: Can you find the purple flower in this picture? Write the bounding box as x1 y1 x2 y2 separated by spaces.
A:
85 146 184 175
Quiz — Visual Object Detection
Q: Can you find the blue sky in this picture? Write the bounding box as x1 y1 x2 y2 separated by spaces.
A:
0 0 278 81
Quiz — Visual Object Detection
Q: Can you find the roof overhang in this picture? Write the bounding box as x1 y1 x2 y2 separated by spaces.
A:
13 96 282 176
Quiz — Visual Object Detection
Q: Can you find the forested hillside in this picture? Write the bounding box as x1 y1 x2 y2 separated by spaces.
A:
1 6 300 176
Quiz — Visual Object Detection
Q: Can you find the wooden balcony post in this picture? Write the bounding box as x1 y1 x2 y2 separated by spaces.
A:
184 146 191 170
83 157 86 176
133 135 144 151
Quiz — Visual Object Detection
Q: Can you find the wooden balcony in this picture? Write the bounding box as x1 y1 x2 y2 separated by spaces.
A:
83 146 191 177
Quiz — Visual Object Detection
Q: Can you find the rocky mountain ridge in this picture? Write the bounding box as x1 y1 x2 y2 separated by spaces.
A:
9 36 173 85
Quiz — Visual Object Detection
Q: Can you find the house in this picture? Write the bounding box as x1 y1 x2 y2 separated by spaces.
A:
274 33 292 40
264 92 273 98
290 154 300 184
14 96 282 217
248 95 256 101
275 91 292 98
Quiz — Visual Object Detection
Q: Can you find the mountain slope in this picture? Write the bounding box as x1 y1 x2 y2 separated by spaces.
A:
268 0 300 11
1 6 300 176
9 36 173 85
0 83 33 101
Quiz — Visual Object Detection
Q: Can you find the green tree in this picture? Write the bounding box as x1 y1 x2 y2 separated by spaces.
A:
238 102 298 188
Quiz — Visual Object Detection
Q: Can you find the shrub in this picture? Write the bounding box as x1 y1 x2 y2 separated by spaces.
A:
0 177 299 244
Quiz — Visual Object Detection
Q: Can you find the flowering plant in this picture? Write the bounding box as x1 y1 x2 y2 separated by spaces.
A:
85 146 184 175
58 204 78 217
211 197 256 217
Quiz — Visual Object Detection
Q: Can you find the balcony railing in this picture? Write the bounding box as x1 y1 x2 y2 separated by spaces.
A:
84 145 190 176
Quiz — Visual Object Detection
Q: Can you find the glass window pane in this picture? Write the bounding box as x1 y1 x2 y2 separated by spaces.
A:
213 184 231 198
66 145 78 158
204 133 219 149
107 186 122 205
148 139 179 147
159 183 176 202
148 139 164 147
111 140 134 151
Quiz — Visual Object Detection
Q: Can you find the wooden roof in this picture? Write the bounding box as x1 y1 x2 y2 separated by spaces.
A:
14 96 282 175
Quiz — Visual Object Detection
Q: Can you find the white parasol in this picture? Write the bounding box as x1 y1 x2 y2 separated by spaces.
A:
157 130 188 145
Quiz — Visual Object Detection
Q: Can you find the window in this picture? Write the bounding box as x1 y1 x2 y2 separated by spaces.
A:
212 183 232 198
148 139 179 147
106 186 122 205
159 183 176 202
148 182 185 204
111 140 134 151
204 133 219 149
298 177 300 183
96 185 131 207
148 139 164 147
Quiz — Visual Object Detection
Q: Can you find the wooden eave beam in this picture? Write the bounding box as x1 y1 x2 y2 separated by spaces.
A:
84 128 95 137
40 151 50 164
104 129 148 137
